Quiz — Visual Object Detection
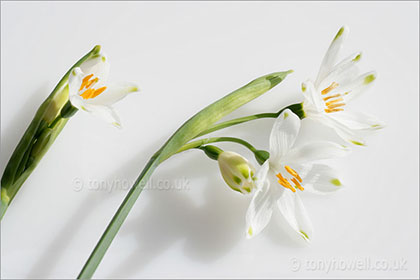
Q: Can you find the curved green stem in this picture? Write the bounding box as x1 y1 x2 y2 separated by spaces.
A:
177 136 257 154
77 70 292 279
195 102 304 138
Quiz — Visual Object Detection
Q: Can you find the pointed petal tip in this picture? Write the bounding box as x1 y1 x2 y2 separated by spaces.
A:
92 45 102 54
333 25 349 42
352 52 362 62
350 140 366 146
246 226 255 239
363 72 377 85
71 67 83 76
112 122 122 129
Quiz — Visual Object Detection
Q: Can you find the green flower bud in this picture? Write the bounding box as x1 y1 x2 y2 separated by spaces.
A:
217 151 256 194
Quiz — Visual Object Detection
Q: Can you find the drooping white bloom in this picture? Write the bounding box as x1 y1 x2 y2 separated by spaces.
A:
301 26 384 146
218 151 257 194
68 51 139 128
246 109 349 242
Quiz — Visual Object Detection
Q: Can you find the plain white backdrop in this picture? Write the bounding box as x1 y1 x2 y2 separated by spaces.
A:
1 1 419 279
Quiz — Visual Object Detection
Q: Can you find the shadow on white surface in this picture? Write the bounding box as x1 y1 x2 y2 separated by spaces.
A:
24 139 162 278
105 154 248 278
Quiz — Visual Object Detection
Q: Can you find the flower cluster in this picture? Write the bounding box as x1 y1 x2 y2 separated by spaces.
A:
215 26 383 242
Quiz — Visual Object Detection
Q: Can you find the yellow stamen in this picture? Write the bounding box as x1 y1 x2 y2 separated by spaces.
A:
79 74 94 91
323 93 341 101
284 166 302 182
276 173 296 192
278 179 296 192
325 108 344 113
325 98 344 106
80 88 95 99
327 102 345 109
321 82 339 95
291 178 304 191
85 77 99 89
90 87 107 99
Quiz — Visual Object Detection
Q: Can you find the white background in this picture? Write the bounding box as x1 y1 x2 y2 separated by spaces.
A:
1 1 419 279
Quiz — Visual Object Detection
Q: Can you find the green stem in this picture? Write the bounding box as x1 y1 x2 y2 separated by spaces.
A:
195 102 304 138
77 70 292 279
177 136 257 154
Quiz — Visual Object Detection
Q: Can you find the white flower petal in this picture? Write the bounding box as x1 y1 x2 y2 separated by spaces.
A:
79 52 110 81
331 110 385 131
269 109 301 162
319 52 361 92
77 103 122 128
302 80 324 112
285 141 350 164
277 191 313 243
86 82 139 106
245 179 273 238
317 114 367 146
299 164 343 194
339 71 377 103
315 26 349 87
255 161 270 191
68 67 84 98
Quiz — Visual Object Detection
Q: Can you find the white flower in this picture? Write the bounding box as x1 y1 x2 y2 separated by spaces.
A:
68 51 139 128
218 151 257 194
246 109 349 242
301 26 384 146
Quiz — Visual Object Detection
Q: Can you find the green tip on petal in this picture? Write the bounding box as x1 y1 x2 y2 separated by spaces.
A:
92 45 101 55
330 178 342 187
248 227 253 236
333 27 345 41
300 230 309 240
113 122 122 129
350 140 365 146
301 83 307 92
352 53 362 62
284 112 289 119
101 56 106 62
364 74 376 85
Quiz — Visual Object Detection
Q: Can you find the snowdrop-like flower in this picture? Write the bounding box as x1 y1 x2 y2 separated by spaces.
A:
68 51 139 128
246 109 349 242
301 26 384 146
218 151 257 194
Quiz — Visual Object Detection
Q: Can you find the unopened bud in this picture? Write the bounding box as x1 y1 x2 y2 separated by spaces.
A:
217 151 256 194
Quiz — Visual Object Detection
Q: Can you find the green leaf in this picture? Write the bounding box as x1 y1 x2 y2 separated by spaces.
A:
77 70 292 279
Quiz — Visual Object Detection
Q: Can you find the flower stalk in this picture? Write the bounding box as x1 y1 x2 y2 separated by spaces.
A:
77 70 293 279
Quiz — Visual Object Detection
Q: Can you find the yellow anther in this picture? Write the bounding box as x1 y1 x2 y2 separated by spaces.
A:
85 77 99 89
278 179 296 192
284 166 302 182
91 87 107 99
321 82 339 95
327 102 345 109
79 74 94 91
80 88 95 99
323 93 341 101
325 98 344 106
325 108 344 113
291 178 304 191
